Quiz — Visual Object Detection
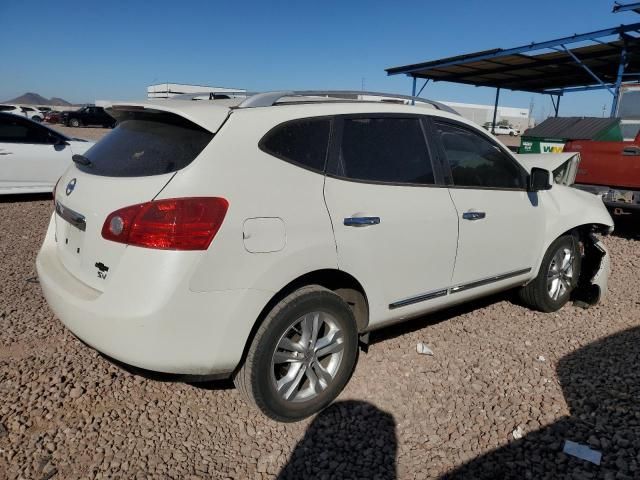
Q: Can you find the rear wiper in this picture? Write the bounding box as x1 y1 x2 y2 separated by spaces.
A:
72 154 92 167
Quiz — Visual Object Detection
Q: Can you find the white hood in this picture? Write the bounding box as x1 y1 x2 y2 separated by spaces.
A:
514 152 581 186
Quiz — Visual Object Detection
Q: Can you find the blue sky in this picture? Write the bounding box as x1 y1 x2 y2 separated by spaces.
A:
0 0 636 118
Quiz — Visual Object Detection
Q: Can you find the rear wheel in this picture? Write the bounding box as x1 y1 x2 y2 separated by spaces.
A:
519 235 581 312
234 285 359 422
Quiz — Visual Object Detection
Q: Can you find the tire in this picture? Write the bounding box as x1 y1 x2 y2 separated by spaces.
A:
234 285 359 422
519 234 581 312
509 131 515 136
32 116 42 122
69 118 81 127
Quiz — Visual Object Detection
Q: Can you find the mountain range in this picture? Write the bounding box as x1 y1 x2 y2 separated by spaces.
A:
3 92 73 106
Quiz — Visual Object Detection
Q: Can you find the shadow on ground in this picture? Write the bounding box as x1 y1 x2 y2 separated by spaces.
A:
611 213 640 240
278 401 397 479
445 326 640 479
0 192 52 204
369 290 513 346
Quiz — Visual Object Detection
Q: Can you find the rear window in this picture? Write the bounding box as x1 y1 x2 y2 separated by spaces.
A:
77 112 213 177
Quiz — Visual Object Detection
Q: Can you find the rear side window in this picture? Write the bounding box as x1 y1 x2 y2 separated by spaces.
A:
260 118 330 172
77 112 213 177
434 121 526 189
336 117 434 185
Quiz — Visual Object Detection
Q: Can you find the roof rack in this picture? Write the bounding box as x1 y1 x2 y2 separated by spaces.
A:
169 90 459 115
237 90 459 114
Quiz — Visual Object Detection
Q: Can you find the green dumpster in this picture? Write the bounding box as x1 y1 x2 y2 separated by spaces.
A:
519 136 566 154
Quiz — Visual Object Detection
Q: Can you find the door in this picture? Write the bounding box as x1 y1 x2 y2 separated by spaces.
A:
323 116 459 326
0 115 72 191
430 118 545 289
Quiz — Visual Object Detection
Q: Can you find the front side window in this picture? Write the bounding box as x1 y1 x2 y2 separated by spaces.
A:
337 117 434 185
260 118 331 172
434 121 526 189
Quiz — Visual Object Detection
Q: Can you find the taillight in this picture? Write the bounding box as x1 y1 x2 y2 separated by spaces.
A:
101 197 229 250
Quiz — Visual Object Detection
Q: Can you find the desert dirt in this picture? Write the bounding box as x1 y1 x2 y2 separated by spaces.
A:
0 166 639 479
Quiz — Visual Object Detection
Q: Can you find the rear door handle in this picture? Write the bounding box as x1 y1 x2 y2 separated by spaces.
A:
462 211 486 221
344 216 380 227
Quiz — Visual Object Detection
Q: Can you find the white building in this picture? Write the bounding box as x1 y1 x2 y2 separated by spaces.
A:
147 83 245 99
441 101 530 132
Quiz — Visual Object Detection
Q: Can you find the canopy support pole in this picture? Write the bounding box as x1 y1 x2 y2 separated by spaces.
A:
416 79 430 97
560 45 615 96
551 94 562 117
411 77 417 105
491 88 501 134
611 43 628 117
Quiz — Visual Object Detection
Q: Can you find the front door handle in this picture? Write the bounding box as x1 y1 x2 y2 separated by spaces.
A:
462 211 486 221
344 216 380 227
622 146 640 156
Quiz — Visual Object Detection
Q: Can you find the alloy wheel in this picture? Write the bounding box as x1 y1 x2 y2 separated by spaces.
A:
270 311 345 403
547 246 575 300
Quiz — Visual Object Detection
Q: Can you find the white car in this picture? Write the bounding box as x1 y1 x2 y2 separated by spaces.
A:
36 91 613 421
0 113 93 194
486 124 519 136
19 106 45 122
0 104 23 116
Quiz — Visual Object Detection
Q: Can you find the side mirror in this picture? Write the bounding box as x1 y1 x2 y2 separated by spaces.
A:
529 167 552 192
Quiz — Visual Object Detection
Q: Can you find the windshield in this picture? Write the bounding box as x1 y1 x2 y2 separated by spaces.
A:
76 112 213 177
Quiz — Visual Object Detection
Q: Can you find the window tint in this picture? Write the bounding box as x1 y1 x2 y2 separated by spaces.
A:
434 121 526 189
337 117 434 184
77 112 213 177
260 118 330 171
0 106 16 112
0 115 54 143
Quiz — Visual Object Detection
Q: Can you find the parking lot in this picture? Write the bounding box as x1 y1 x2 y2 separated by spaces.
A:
0 192 638 479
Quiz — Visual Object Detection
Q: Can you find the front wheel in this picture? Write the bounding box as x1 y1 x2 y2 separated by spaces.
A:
69 118 81 127
519 234 581 312
234 285 359 422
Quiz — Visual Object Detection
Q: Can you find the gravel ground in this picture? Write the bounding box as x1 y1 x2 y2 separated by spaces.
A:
0 197 639 480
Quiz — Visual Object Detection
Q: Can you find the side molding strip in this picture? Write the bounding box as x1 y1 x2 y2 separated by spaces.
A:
389 289 448 310
388 268 532 310
449 268 532 294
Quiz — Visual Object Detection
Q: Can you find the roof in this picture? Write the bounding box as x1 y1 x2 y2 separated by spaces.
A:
523 117 617 139
103 93 469 133
386 23 640 94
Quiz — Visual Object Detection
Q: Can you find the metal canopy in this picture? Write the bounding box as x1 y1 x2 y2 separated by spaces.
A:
386 20 640 121
386 23 640 94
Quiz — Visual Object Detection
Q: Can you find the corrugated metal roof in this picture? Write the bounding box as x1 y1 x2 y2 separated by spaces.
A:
385 25 640 93
523 117 617 139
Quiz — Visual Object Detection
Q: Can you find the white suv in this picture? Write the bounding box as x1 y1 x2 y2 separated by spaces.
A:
37 91 613 421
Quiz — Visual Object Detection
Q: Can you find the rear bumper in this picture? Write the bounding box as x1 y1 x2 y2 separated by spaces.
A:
36 215 272 375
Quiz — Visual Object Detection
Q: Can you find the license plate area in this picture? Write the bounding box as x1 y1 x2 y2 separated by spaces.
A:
55 201 86 263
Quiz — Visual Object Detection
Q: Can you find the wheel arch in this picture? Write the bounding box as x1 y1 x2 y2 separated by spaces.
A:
236 268 369 373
